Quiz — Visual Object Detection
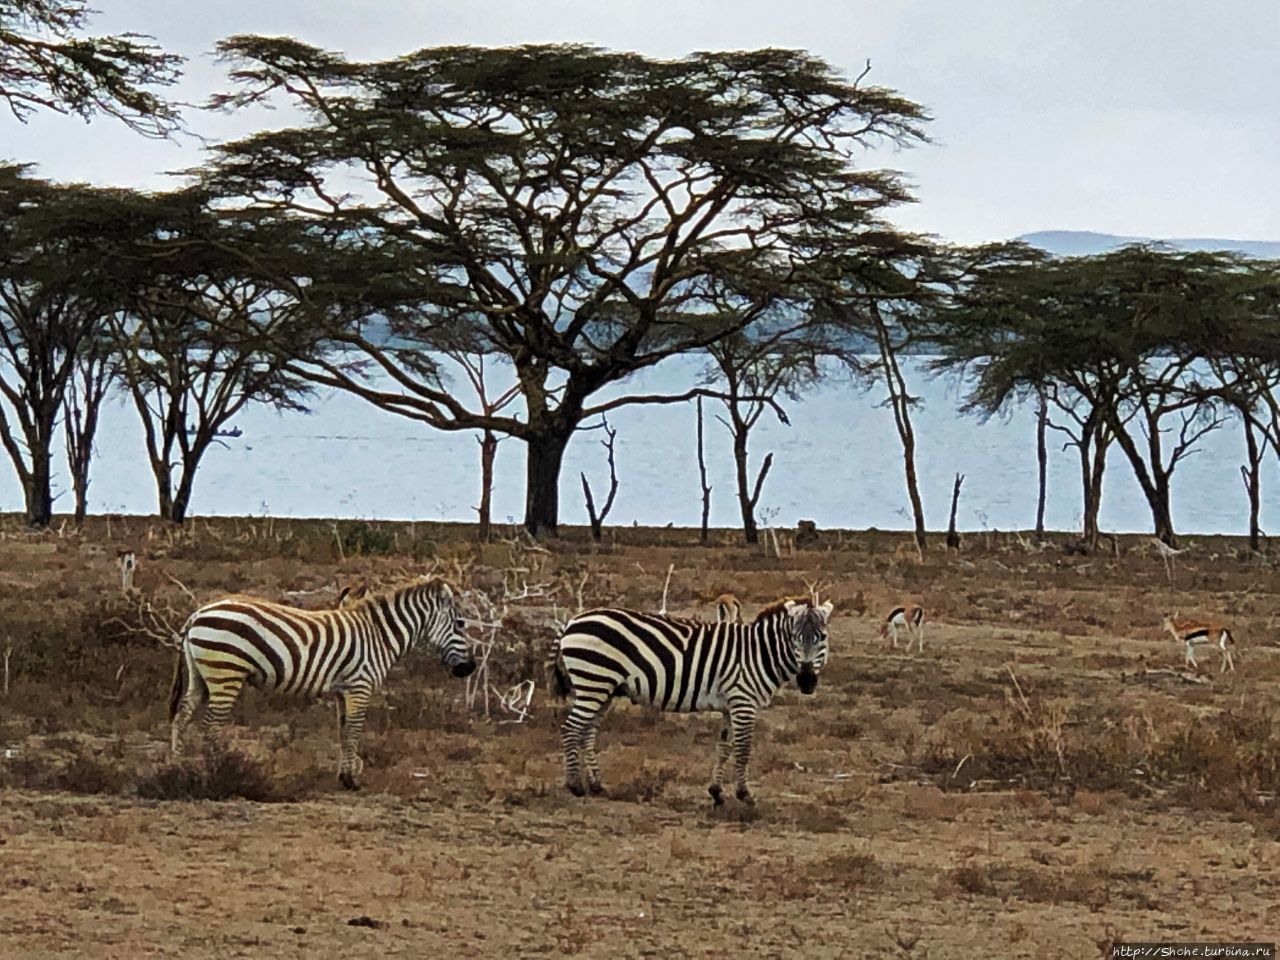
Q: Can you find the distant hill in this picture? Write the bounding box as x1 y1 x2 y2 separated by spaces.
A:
1019 230 1280 259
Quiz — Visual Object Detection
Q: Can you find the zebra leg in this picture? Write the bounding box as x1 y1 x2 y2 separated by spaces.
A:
728 702 759 804
200 675 246 745
337 685 372 790
562 692 609 797
708 713 733 805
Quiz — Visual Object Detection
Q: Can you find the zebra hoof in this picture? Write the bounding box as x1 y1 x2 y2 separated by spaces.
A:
708 784 724 806
736 786 755 805
588 781 605 796
566 781 586 797
338 771 360 791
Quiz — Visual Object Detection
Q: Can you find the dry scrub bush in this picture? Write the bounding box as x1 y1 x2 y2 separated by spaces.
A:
136 744 295 802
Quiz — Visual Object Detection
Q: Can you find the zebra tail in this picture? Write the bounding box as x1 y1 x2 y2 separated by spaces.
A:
168 617 201 720
545 644 572 700
168 644 187 721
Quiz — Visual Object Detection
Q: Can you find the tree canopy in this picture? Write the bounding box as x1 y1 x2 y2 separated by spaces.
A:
0 0 182 135
197 40 929 534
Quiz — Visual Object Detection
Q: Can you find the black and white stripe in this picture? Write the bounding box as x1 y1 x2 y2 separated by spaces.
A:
549 597 832 804
169 577 476 788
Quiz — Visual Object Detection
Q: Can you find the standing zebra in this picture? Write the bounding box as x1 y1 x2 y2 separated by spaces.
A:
169 576 476 789
548 595 832 804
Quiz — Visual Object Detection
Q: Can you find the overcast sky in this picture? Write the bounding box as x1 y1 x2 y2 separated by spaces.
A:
5 0 1277 244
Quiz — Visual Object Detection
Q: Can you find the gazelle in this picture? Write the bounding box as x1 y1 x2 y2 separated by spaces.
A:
715 593 743 624
881 604 925 653
1162 613 1235 673
338 581 369 608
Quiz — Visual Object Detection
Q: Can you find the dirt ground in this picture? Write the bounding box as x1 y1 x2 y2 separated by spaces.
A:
1 517 1278 958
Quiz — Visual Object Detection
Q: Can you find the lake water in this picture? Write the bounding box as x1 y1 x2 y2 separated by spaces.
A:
3 357 1274 536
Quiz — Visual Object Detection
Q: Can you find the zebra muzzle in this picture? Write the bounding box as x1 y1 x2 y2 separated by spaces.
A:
796 666 818 695
452 660 477 679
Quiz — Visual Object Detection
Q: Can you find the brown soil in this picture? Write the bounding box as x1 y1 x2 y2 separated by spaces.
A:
1 516 1278 958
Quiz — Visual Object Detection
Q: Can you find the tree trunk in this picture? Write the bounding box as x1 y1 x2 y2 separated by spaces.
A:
524 428 572 538
64 353 113 525
1078 428 1108 551
946 473 963 550
1148 479 1176 548
167 452 203 524
24 437 54 528
1034 389 1048 541
732 426 759 545
696 397 711 545
872 305 926 551
477 430 498 542
1242 417 1262 553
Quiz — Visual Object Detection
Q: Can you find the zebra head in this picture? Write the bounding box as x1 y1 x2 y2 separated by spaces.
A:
416 580 477 678
783 599 833 695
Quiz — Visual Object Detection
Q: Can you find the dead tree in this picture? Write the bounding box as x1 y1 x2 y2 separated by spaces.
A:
696 396 712 545
580 418 619 543
946 473 964 550
1034 387 1048 542
457 354 519 542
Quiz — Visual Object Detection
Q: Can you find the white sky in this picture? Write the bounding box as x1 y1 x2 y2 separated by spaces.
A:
5 0 1278 244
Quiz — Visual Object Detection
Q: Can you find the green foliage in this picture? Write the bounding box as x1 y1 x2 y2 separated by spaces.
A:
0 0 183 135
339 521 396 556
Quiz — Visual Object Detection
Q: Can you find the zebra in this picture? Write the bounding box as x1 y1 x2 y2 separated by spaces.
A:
169 576 476 789
547 595 833 805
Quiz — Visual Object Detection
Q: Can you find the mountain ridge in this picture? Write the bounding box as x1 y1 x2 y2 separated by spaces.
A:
1018 230 1280 258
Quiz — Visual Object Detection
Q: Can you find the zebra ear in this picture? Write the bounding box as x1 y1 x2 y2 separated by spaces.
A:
817 600 833 621
783 600 802 618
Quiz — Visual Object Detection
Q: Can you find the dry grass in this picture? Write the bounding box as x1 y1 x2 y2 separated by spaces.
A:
1 515 1278 956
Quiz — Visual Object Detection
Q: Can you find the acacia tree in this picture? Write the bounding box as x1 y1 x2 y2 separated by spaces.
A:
111 197 316 523
0 165 132 526
807 233 953 552
932 244 1119 549
62 325 114 523
1197 259 1280 551
940 245 1256 548
0 0 182 135
705 327 833 544
199 41 927 535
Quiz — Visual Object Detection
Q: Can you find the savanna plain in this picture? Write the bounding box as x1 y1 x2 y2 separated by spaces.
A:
1 517 1277 959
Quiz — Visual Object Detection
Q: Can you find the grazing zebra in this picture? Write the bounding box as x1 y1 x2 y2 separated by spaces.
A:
880 604 925 652
1162 612 1236 673
715 593 743 624
548 595 833 805
169 576 476 789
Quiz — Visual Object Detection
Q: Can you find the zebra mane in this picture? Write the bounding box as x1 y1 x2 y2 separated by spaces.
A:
752 595 814 623
347 576 456 608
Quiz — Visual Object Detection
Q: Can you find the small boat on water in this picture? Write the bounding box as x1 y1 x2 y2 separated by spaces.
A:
184 424 244 438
